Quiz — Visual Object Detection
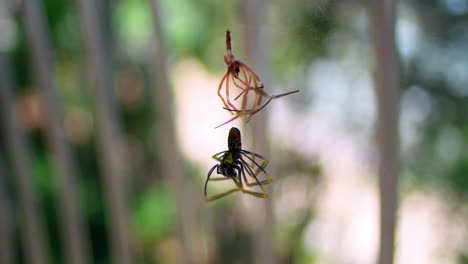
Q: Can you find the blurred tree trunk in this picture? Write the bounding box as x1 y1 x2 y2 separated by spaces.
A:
241 0 275 263
369 1 399 264
21 1 91 263
148 1 192 263
0 54 49 264
0 157 14 264
74 0 134 263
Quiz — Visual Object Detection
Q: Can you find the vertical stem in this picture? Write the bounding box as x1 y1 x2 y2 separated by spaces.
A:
370 1 399 264
21 1 91 263
148 1 192 263
74 0 134 263
242 0 275 263
0 54 49 264
0 157 14 264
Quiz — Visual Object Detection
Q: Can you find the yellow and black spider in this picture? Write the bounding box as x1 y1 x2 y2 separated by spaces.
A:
204 127 272 202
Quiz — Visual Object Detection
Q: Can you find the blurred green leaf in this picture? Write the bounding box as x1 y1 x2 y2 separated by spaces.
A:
133 182 175 243
116 0 152 47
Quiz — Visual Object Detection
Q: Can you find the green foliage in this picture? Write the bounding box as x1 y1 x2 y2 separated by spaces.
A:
4 0 468 262
133 182 175 243
270 0 334 74
115 0 153 51
448 159 468 202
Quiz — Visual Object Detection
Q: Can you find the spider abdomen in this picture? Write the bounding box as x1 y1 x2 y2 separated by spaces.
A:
218 153 240 177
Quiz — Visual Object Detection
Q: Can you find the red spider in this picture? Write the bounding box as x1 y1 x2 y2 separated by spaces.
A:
216 30 299 128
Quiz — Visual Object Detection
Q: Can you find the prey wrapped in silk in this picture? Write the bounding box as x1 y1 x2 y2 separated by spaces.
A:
215 30 300 128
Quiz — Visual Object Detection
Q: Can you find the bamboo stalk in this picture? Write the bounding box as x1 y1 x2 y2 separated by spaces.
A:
21 1 91 263
0 53 49 264
148 1 192 263
369 1 399 264
73 0 134 263
0 157 14 264
241 0 275 263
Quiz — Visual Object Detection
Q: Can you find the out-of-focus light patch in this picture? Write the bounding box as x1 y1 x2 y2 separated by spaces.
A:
64 106 93 144
397 17 421 59
304 220 340 262
327 32 352 59
268 54 383 263
423 40 468 93
172 59 243 171
302 131 378 264
275 176 311 227
307 59 376 135
268 99 328 157
396 192 466 264
155 238 182 264
115 0 152 59
268 78 374 161
342 40 373 70
445 60 468 97
117 67 144 108
16 92 44 132
267 55 462 263
352 8 369 36
400 85 432 149
442 0 468 15
0 17 17 52
238 194 268 230
269 83 379 263
160 0 205 53
435 125 463 165
347 73 376 134
308 60 350 123
415 43 444 82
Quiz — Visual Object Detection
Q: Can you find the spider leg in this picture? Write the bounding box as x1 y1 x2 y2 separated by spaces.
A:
232 67 257 100
240 151 269 174
240 156 272 185
205 165 218 199
231 74 255 120
239 160 271 187
240 188 269 198
232 75 249 91
215 114 242 129
244 97 274 123
208 177 231 181
231 63 267 121
240 149 265 169
211 151 227 162
221 96 274 122
205 188 240 202
225 74 241 113
233 88 299 122
240 151 272 185
270 89 300 99
205 164 241 202
222 107 257 114
217 73 230 109
237 167 269 198
218 71 241 115
240 149 267 159
243 88 265 122
253 78 264 107
244 89 300 122
240 87 250 119
234 88 248 101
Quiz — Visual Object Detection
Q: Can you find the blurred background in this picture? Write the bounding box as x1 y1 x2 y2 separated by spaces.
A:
1 0 468 263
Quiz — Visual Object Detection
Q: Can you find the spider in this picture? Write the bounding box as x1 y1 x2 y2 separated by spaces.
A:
215 30 300 128
204 127 272 202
